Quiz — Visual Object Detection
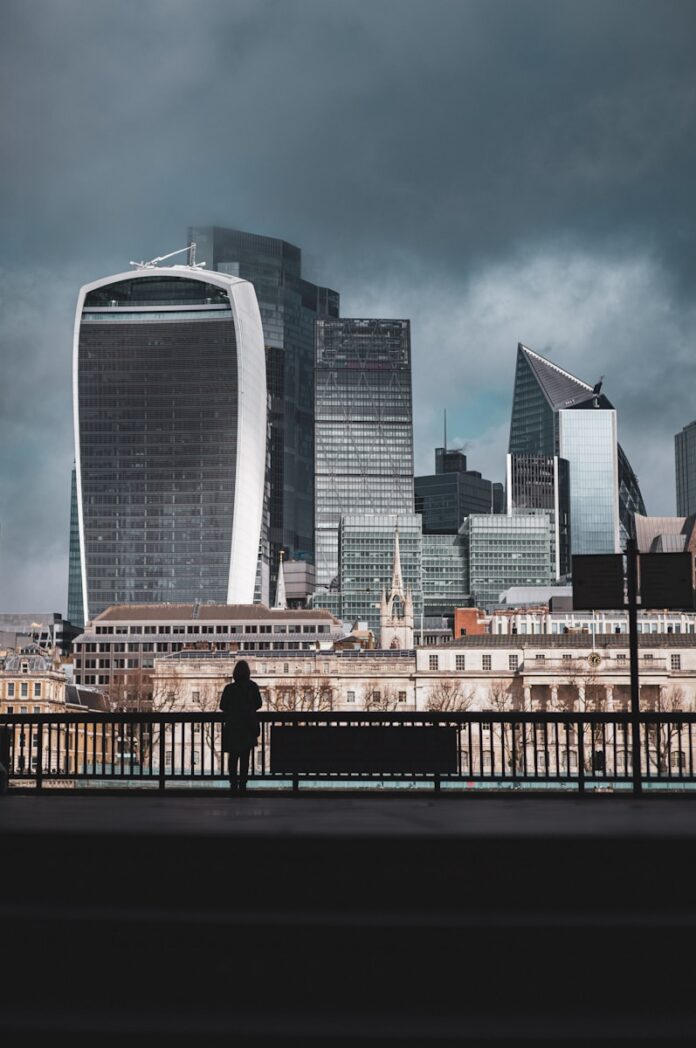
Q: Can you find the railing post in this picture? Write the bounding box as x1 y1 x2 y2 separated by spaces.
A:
292 773 299 793
577 718 585 794
158 723 166 791
36 721 44 791
434 773 441 793
626 538 643 796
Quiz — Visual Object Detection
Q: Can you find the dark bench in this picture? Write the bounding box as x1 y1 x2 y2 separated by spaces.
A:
270 725 457 776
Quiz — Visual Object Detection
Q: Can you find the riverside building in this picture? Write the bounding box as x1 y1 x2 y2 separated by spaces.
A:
69 264 266 622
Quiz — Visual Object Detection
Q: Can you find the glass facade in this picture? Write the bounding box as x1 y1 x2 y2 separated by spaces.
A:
509 343 645 555
507 453 571 577
463 512 553 611
314 319 414 589
73 269 266 620
190 226 339 580
675 421 696 517
67 464 84 627
313 513 422 635
558 410 619 555
422 533 469 614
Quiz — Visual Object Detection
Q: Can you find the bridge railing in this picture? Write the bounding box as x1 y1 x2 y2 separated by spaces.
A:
1 711 694 790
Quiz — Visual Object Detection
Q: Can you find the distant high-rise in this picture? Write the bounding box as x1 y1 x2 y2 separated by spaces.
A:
72 266 266 622
509 343 645 553
67 464 83 627
415 447 501 534
314 318 414 590
675 421 696 516
189 226 340 575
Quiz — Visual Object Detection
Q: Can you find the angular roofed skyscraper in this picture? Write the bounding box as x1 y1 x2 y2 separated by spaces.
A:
71 265 266 622
509 344 645 555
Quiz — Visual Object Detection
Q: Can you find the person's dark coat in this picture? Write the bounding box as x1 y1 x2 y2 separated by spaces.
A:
220 679 263 753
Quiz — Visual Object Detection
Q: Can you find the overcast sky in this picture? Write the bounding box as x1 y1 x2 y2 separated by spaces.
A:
1 0 696 611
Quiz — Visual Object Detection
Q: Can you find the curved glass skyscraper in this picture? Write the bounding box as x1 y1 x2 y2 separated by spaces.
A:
71 267 266 622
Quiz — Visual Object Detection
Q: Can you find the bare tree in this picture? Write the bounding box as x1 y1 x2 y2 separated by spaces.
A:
361 679 400 711
265 676 334 712
103 668 154 712
426 678 475 712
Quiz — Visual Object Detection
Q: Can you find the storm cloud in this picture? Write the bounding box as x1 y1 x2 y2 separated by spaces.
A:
1 0 696 609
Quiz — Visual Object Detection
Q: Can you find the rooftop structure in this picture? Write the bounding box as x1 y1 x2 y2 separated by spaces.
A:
416 446 502 534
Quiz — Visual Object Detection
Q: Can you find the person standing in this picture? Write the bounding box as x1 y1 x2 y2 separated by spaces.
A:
220 660 263 793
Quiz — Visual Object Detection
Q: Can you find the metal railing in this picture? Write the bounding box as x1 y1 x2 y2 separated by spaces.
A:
2 710 696 792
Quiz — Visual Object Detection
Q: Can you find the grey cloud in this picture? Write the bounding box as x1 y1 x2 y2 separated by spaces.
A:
1 0 695 608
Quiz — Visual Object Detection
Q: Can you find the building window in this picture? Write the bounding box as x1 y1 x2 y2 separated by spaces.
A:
347 690 356 704
33 705 41 714
6 706 13 715
33 682 41 697
644 654 654 662
398 691 407 703
617 654 627 663
562 653 572 663
455 655 466 671
165 751 172 767
671 654 682 670
535 654 545 664
509 655 519 671
192 751 200 766
20 683 28 698
192 691 201 705
482 655 492 671
283 663 290 674
7 683 14 698
429 655 439 671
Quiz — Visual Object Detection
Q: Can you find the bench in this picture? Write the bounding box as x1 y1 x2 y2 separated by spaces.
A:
270 724 457 777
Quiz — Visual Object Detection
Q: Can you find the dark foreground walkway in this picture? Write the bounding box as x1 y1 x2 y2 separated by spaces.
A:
3 793 696 1044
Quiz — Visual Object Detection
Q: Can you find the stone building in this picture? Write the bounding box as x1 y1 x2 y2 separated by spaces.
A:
152 633 696 716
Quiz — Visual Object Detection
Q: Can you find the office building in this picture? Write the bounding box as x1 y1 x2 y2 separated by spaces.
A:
676 421 696 517
508 343 645 552
422 533 469 618
415 447 502 534
506 453 571 577
190 226 340 573
314 318 414 589
461 512 554 610
314 513 423 639
72 603 344 691
72 265 266 621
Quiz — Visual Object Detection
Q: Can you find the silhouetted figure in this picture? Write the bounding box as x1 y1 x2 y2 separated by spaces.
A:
220 660 262 793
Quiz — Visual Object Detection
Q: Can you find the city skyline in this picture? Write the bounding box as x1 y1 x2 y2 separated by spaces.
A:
3 1 696 609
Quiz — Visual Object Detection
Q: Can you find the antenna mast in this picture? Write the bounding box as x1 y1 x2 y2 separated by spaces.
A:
129 243 205 270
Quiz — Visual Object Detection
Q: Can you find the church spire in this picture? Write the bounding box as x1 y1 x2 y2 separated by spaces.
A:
391 525 404 599
273 550 287 610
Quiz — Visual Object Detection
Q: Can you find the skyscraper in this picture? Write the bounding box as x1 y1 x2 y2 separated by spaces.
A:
314 318 415 590
189 226 340 573
72 266 266 622
675 420 696 516
509 343 645 553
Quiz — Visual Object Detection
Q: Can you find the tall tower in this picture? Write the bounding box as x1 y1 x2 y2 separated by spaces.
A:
314 318 414 590
72 264 266 622
189 226 340 577
509 343 645 554
379 528 414 650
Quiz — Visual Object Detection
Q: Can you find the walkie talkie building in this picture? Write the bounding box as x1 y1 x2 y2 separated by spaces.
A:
70 267 266 623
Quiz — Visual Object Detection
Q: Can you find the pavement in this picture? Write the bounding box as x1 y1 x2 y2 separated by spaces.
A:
3 789 696 839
